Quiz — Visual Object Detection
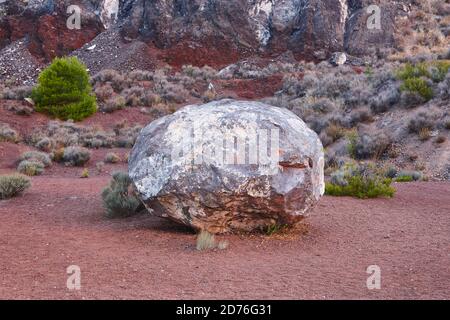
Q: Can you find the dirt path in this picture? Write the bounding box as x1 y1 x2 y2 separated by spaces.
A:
0 177 449 299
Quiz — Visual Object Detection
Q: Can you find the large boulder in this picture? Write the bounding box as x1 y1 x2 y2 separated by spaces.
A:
129 99 324 233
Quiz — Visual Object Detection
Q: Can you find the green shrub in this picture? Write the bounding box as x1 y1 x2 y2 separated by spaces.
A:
400 77 433 101
346 130 358 158
394 175 414 182
397 170 422 181
31 57 97 121
17 160 45 176
326 164 395 199
0 174 31 199
396 63 430 80
101 172 141 218
396 61 450 102
429 61 450 82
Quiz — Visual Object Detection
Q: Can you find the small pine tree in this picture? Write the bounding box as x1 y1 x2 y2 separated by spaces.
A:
31 57 97 121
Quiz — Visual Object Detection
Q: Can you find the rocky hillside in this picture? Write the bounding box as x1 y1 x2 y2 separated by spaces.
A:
2 0 435 78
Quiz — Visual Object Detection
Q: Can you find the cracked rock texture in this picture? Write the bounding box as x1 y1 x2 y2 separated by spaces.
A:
129 99 324 233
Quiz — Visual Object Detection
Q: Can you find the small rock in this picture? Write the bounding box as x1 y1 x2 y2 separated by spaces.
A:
330 52 347 66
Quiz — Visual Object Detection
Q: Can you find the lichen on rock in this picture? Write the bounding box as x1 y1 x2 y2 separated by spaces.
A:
129 99 324 233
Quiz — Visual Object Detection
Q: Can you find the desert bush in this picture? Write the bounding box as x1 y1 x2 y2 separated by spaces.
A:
400 90 426 108
91 69 127 92
105 152 121 164
396 170 423 182
369 83 401 113
36 137 54 152
155 81 188 104
61 146 91 166
31 57 97 121
17 160 45 176
396 61 450 101
128 70 154 82
5 103 34 116
20 151 52 167
196 230 228 251
80 168 89 178
397 62 430 80
94 84 115 103
182 65 217 81
202 89 217 103
349 133 391 160
350 107 373 125
418 127 431 141
438 71 450 99
29 121 138 150
1 86 33 100
311 98 335 114
394 175 414 182
123 86 145 107
408 110 435 133
0 174 31 200
101 172 141 218
400 77 434 101
384 166 398 179
325 164 395 199
0 123 19 142
103 95 126 113
324 123 345 142
428 61 450 82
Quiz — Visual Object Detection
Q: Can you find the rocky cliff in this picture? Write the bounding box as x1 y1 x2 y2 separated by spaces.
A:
0 0 408 66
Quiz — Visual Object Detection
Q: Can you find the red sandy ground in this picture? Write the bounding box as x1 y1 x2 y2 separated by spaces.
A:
0 169 449 299
0 103 449 300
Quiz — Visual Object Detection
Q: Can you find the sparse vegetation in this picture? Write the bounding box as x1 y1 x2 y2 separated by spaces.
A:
80 168 89 179
196 230 228 251
31 57 97 121
397 170 423 182
19 151 52 167
60 146 91 166
0 123 20 143
326 164 395 199
17 160 45 176
0 174 31 200
101 172 141 219
105 152 121 164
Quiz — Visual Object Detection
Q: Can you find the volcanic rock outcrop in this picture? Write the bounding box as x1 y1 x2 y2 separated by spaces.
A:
128 99 325 233
1 0 405 67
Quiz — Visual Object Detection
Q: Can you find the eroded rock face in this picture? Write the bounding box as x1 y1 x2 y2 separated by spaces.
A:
1 0 405 68
119 0 402 64
0 0 103 61
129 99 324 233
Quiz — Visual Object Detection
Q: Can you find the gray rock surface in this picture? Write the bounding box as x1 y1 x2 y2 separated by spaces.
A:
129 99 324 233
